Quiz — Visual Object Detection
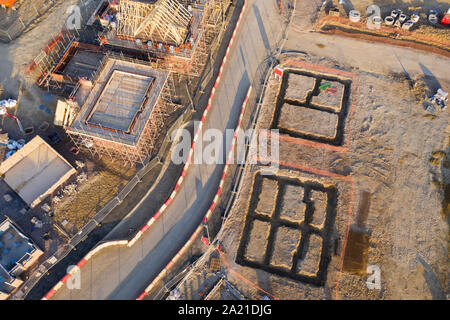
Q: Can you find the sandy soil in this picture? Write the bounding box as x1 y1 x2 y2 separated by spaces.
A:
297 234 323 276
177 51 449 300
52 159 137 231
219 167 349 299
285 73 315 102
311 189 328 228
279 184 306 222
255 178 278 215
312 80 345 112
271 226 301 268
245 220 271 262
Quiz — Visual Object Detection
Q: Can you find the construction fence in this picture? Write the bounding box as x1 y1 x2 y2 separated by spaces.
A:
9 102 195 300
0 0 58 42
141 0 299 299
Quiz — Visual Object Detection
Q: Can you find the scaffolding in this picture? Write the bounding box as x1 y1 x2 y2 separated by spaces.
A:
66 54 176 166
26 0 230 88
25 29 79 90
117 0 192 46
187 0 229 79
24 0 230 165
103 0 230 78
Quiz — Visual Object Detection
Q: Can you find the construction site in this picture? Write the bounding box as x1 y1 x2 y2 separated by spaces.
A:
23 0 230 166
65 56 173 164
168 52 448 300
0 0 448 303
153 0 449 301
103 0 225 78
29 0 229 89
271 68 352 146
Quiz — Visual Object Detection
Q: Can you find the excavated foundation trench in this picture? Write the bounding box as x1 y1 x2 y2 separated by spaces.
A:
236 171 338 286
270 68 352 146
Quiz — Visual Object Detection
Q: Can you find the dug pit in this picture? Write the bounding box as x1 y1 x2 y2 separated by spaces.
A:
236 172 339 286
271 68 352 146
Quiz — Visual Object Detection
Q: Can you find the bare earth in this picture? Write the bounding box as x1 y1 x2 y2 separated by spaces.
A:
177 0 449 296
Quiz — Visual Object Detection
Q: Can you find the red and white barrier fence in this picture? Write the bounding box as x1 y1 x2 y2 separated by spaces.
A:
43 0 248 301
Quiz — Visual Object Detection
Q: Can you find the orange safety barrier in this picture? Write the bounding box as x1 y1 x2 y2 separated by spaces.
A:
0 0 18 7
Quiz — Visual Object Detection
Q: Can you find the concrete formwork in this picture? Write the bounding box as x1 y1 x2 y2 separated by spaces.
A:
66 56 173 165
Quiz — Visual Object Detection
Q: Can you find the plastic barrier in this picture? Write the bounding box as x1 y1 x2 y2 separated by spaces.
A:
43 0 248 301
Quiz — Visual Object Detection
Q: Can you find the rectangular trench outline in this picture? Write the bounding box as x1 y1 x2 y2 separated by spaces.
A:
235 171 338 286
270 68 353 146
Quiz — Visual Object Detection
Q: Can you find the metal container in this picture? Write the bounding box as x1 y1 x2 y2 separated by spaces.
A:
391 9 402 19
385 16 395 25
399 14 409 24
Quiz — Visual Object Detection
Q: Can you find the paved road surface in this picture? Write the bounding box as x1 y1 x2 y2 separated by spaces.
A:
52 0 283 300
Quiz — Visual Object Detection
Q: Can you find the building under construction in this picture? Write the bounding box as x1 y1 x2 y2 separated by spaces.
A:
26 0 231 165
65 56 174 165
103 0 230 77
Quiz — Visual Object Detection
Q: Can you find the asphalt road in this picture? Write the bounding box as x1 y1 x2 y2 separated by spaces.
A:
51 0 283 300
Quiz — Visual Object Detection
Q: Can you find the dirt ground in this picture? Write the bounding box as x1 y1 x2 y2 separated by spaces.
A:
51 158 137 232
176 47 449 299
